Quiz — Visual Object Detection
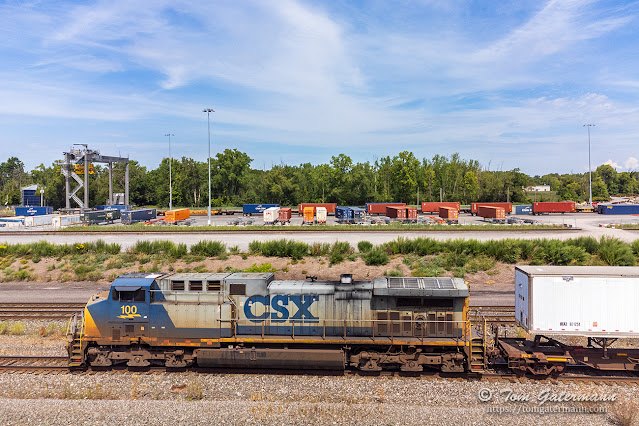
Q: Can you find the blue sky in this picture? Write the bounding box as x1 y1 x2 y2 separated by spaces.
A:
1 0 638 175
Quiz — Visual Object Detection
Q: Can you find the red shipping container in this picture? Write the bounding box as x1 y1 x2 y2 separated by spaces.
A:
406 207 418 220
477 205 505 219
532 201 575 215
366 203 406 214
386 206 407 220
278 207 292 223
297 203 337 215
421 202 460 214
439 206 458 220
471 202 512 215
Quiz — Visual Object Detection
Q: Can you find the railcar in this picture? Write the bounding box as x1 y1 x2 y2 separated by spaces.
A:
68 273 474 372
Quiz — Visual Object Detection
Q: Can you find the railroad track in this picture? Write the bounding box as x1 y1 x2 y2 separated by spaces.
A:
0 303 85 320
468 305 516 325
0 355 69 372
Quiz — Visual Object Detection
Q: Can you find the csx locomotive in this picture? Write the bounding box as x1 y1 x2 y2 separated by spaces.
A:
67 272 474 372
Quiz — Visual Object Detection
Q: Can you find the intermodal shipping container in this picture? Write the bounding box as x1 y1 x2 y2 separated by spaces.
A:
316 207 327 224
406 207 418 221
420 202 460 214
52 214 81 228
366 202 406 215
386 206 407 220
471 202 512 215
263 207 280 224
439 206 458 220
297 203 337 216
303 207 314 223
81 210 121 225
165 208 190 223
24 214 55 227
598 204 639 215
95 205 128 211
121 209 157 224
514 205 532 215
351 207 366 222
477 205 505 219
532 201 575 215
335 206 354 222
278 207 292 223
243 204 279 216
14 206 53 216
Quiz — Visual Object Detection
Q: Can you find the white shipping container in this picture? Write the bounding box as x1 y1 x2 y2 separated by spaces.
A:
515 265 639 338
316 207 327 224
52 214 81 228
0 216 25 228
24 214 56 227
263 207 280 224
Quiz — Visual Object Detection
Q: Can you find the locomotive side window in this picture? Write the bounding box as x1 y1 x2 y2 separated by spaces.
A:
171 281 185 291
229 283 246 295
112 288 145 302
396 297 453 308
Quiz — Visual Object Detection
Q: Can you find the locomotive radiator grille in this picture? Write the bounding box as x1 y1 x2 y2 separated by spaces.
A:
387 277 456 289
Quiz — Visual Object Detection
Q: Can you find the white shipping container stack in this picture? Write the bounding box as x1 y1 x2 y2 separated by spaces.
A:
24 214 56 227
263 207 280 225
515 265 639 338
316 207 327 224
52 214 81 229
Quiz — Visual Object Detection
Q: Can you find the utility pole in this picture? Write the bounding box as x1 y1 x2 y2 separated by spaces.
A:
584 124 595 206
203 109 215 226
165 134 174 210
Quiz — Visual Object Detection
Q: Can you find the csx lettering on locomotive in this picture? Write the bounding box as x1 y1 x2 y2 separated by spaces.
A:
244 295 319 322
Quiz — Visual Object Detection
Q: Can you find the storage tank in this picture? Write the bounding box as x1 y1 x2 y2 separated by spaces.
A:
471 202 512 215
121 209 157 224
477 205 505 219
439 206 458 220
278 207 292 223
515 266 639 337
420 202 460 214
165 208 190 223
598 204 639 215
316 207 327 224
263 206 281 225
532 201 575 215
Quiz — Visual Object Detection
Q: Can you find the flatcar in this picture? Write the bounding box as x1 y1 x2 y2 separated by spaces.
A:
68 273 474 372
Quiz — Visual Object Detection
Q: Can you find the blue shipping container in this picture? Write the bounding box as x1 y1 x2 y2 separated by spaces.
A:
95 205 128 211
598 204 639 215
242 204 279 215
14 206 53 216
335 206 354 222
122 209 157 224
514 205 532 215
351 207 366 222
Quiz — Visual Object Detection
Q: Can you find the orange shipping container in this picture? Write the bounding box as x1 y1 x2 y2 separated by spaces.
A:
278 207 292 223
386 206 407 220
298 203 337 215
303 207 314 223
471 202 512 215
421 202 460 214
406 207 418 220
477 206 505 219
439 206 458 220
165 208 190 223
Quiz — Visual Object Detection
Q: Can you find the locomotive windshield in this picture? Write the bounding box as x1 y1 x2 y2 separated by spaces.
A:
112 286 146 302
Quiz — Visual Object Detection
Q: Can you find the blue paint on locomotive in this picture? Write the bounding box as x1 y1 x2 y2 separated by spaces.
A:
244 295 319 323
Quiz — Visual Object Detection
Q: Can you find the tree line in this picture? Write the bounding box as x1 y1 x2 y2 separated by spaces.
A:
1 151 637 209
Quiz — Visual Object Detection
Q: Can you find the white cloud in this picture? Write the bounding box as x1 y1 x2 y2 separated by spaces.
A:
624 157 639 170
603 159 622 170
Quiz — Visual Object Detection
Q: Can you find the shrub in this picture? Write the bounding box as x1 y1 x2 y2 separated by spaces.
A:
597 236 636 266
244 263 277 273
171 243 188 259
363 246 389 266
249 239 309 260
632 239 639 257
310 242 331 256
357 241 373 253
190 241 226 257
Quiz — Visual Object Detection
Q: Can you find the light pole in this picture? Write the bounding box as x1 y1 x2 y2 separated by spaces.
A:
583 124 595 206
165 133 174 210
203 108 214 226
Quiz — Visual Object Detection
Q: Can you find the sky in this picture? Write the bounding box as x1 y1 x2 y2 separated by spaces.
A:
1 0 638 175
